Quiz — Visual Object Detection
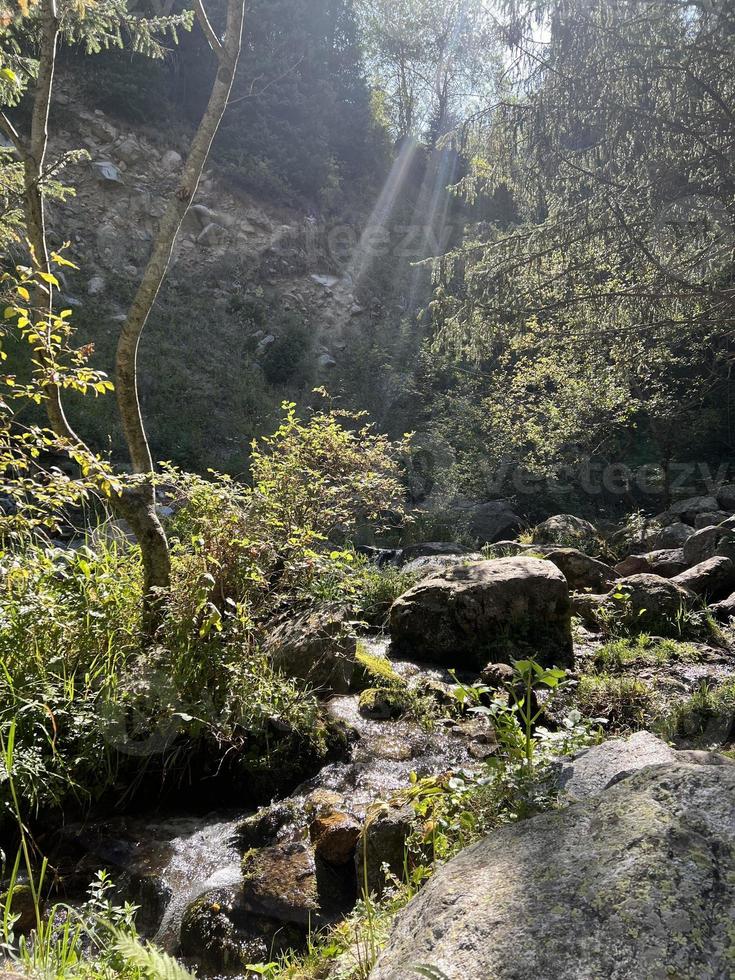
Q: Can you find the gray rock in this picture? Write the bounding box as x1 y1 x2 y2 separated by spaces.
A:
317 353 337 370
611 573 693 633
87 275 105 296
390 557 573 670
454 500 523 544
265 604 356 694
695 510 732 529
673 556 735 601
668 494 720 523
648 522 693 550
400 553 483 578
532 513 598 548
197 222 229 246
555 731 678 800
370 763 735 980
541 547 617 591
161 149 183 172
709 592 735 622
716 484 735 510
683 524 735 565
644 547 688 578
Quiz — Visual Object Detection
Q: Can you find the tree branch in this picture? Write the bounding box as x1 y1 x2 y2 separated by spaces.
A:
194 0 223 58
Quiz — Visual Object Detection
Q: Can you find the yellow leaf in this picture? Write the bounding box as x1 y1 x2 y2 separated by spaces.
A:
16 287 30 302
39 272 59 287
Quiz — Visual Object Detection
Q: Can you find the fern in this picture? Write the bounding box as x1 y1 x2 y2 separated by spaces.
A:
113 932 198 979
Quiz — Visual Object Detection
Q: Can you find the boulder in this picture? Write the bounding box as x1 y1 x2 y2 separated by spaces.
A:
695 510 731 529
541 548 616 591
531 514 598 549
672 556 735 601
683 524 735 565
265 605 356 694
710 592 735 622
614 554 650 577
389 557 573 670
716 484 735 510
356 804 413 896
555 731 679 800
160 148 183 172
309 811 361 866
241 842 318 927
647 522 693 550
400 553 483 578
370 763 735 980
644 547 688 578
668 494 720 523
457 500 523 544
399 542 468 563
611 573 693 633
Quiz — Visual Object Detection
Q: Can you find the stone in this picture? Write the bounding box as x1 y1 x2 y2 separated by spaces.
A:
265 604 356 694
455 500 523 544
389 557 573 670
611 573 693 633
479 662 516 688
161 149 183 172
197 222 229 247
531 513 598 549
310 274 340 289
400 553 483 578
317 353 337 370
180 886 299 973
668 494 720 522
716 484 735 510
555 731 679 800
358 687 405 720
648 522 693 549
92 160 123 184
399 542 468 562
115 136 141 166
241 842 318 927
356 804 413 896
672 556 735 601
710 592 735 622
684 524 735 565
370 763 735 980
614 554 650 577
695 510 731 529
541 548 617 591
644 548 688 578
87 275 105 296
309 811 361 865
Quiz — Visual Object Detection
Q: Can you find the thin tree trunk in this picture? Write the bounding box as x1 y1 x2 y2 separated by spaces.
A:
115 0 246 476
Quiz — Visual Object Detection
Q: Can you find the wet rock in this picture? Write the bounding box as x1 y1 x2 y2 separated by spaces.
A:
672 556 735 601
683 524 735 565
370 763 735 980
541 548 616 591
399 542 468 562
356 804 413 896
390 557 573 670
370 735 414 761
265 604 356 694
1 884 37 934
400 553 483 578
180 885 299 972
310 811 361 865
358 687 406 720
235 800 298 850
241 842 318 926
531 514 598 549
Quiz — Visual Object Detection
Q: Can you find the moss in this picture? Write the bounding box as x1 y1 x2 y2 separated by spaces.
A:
358 686 408 720
352 644 405 690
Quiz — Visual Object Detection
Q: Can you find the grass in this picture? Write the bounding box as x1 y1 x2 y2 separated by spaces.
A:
659 680 735 744
575 673 660 733
590 635 702 673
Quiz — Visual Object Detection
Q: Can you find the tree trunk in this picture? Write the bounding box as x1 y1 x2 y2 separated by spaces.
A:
115 481 171 632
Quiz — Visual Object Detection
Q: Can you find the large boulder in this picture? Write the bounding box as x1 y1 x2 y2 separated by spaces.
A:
369 763 735 980
531 514 598 549
265 604 356 694
684 524 735 565
610 573 693 633
647 522 693 550
541 547 617 591
668 494 720 523
457 500 523 544
710 592 735 622
644 548 688 578
389 557 573 670
673 556 735 601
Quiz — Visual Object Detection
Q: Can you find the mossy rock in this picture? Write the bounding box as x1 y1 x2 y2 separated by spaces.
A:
358 687 408 720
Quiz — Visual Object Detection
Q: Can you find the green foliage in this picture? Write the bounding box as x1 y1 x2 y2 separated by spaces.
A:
660 680 735 744
591 635 701 674
576 673 659 734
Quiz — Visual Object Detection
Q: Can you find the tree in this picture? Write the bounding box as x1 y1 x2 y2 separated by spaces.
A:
429 0 735 501
357 0 497 141
0 0 246 626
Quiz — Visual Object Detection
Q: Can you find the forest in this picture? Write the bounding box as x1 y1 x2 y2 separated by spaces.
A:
0 0 734 977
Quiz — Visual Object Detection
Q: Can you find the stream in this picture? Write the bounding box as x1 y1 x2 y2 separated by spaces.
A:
55 638 482 974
